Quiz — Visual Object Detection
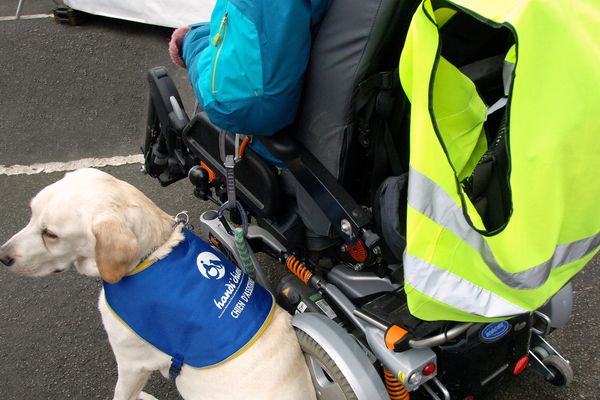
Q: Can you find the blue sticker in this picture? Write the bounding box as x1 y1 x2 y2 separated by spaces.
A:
481 321 511 342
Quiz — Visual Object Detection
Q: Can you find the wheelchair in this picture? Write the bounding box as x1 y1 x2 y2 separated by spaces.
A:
141 0 575 398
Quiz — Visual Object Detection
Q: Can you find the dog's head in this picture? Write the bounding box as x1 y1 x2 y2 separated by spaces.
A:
0 168 174 283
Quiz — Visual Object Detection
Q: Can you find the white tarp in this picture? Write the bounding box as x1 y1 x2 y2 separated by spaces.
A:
64 0 216 28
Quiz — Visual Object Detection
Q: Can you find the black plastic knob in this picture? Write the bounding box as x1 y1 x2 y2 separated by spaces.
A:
188 165 210 200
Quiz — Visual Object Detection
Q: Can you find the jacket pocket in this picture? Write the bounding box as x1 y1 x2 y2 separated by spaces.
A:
205 3 263 104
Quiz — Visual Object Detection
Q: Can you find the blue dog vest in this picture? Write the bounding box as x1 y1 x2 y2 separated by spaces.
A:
103 229 275 370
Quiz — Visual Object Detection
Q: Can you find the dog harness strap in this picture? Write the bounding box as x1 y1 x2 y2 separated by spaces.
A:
169 354 184 379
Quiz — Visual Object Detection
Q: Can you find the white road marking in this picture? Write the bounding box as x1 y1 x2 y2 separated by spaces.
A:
0 155 144 176
0 14 53 22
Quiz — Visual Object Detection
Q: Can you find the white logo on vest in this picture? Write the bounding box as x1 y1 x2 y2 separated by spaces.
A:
196 252 226 280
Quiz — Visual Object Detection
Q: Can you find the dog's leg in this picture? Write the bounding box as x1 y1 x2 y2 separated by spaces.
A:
137 392 160 400
99 292 168 400
113 367 154 400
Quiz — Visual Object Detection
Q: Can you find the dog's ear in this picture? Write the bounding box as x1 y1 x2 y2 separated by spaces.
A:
92 216 139 284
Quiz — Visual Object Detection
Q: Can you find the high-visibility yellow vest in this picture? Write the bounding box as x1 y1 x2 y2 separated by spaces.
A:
399 0 600 322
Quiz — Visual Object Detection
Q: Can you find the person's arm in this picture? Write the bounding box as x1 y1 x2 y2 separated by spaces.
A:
169 23 210 69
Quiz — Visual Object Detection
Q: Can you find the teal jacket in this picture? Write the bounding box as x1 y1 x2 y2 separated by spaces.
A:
180 0 331 166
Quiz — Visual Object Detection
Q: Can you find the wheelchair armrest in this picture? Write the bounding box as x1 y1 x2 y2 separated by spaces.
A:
147 66 190 134
257 129 298 161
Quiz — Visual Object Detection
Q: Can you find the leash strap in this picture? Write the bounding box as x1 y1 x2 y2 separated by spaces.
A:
169 355 184 379
224 154 236 209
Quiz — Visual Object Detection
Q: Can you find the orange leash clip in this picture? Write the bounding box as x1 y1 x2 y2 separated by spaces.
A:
237 136 251 159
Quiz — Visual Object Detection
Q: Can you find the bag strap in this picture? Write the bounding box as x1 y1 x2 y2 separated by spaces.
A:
354 69 406 201
355 70 397 147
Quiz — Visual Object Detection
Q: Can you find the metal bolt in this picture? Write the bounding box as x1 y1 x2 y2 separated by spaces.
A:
340 219 352 236
373 246 381 256
353 263 364 272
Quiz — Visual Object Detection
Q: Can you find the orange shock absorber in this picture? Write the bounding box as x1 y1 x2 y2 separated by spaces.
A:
384 369 410 400
286 255 313 285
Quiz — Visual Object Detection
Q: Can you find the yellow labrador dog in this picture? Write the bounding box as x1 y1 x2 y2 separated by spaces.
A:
0 168 315 400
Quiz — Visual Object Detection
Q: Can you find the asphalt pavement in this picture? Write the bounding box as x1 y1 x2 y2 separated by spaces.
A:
0 5 598 400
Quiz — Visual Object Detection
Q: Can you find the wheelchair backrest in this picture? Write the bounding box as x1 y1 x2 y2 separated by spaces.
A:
295 0 419 189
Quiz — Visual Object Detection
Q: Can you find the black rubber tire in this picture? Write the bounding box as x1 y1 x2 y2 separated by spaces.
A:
543 355 574 387
296 329 359 400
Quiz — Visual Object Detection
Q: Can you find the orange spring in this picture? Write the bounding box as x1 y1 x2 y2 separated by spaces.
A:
286 255 313 285
347 239 367 262
384 369 410 400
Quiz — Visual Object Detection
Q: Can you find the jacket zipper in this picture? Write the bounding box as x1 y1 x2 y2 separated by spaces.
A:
211 12 228 94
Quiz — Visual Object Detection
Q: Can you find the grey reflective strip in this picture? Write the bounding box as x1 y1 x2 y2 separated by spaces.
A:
404 253 528 317
487 97 507 116
408 167 600 289
533 234 600 275
502 60 515 96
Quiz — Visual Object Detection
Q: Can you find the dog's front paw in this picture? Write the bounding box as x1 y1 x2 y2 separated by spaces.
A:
138 392 159 400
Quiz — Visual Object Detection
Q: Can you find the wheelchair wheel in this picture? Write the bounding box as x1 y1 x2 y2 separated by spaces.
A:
543 355 573 387
296 329 359 400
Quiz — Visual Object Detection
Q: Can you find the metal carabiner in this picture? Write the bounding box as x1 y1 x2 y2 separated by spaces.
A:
217 200 248 237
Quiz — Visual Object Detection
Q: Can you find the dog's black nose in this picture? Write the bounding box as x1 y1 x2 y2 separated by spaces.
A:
0 253 14 267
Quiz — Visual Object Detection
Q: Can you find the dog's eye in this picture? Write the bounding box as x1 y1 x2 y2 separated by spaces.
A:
42 229 59 240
